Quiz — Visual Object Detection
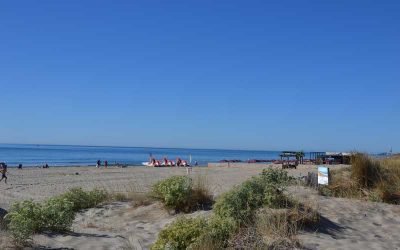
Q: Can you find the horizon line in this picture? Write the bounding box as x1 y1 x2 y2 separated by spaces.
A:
0 142 331 153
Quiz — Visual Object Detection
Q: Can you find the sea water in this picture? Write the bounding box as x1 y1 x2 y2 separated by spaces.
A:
0 144 287 167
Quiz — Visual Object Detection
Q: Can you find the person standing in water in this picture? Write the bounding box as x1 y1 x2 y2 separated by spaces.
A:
0 163 7 184
96 160 101 168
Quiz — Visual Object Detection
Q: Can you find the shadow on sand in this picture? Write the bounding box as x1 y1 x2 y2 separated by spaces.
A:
42 230 123 239
304 215 347 237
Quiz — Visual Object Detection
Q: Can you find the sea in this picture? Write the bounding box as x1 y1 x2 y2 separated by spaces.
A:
0 144 287 167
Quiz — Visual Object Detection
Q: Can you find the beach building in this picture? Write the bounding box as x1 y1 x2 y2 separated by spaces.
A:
317 152 351 164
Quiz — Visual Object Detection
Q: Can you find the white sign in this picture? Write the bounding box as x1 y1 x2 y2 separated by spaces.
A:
318 166 329 185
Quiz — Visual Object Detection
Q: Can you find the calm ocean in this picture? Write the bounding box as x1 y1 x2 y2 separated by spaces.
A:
0 144 285 167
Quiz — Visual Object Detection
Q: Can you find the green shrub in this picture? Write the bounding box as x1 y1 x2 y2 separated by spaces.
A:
6 188 107 245
6 198 75 244
59 188 108 212
151 217 208 250
195 216 237 249
40 197 75 232
152 176 213 212
213 169 291 223
261 169 292 208
6 200 42 243
152 169 294 250
152 216 237 250
260 168 292 186
213 177 265 223
152 176 192 211
263 185 291 209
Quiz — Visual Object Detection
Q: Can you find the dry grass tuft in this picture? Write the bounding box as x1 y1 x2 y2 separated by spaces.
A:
255 208 300 250
227 227 265 250
319 153 400 204
121 235 144 250
110 191 154 207
351 153 382 188
190 175 214 211
151 175 214 213
226 199 319 250
108 183 155 207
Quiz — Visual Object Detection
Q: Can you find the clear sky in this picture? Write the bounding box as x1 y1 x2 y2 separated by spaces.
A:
0 1 399 152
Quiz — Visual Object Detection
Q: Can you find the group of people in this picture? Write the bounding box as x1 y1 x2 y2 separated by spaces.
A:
0 162 7 183
96 160 108 168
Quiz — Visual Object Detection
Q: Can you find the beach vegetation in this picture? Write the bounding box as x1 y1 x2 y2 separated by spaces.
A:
151 217 208 250
109 182 155 207
6 197 75 245
5 187 109 246
111 191 154 207
152 168 315 250
59 187 108 212
319 153 400 204
151 175 213 212
192 216 237 249
213 168 292 224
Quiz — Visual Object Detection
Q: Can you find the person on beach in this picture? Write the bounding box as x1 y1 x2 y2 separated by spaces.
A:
104 160 108 168
96 160 101 168
0 163 7 184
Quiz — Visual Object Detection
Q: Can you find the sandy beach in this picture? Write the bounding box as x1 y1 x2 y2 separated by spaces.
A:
0 164 316 210
1 164 400 250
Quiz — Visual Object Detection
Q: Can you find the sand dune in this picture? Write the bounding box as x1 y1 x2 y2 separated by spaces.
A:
1 164 399 250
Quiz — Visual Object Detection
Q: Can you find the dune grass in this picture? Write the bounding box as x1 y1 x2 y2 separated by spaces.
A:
319 153 400 204
152 169 319 250
5 188 109 246
151 175 214 213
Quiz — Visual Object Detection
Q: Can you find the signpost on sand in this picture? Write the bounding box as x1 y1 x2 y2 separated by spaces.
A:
318 166 330 185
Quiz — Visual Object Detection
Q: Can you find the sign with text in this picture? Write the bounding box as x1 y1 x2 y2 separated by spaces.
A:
317 166 329 185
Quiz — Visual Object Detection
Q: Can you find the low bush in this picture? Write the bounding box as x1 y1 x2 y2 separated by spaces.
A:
152 176 192 211
195 216 237 249
260 168 293 186
152 215 237 250
151 217 208 250
213 177 265 223
214 169 292 224
151 176 213 212
6 198 75 244
40 197 75 232
58 188 108 212
6 200 42 244
152 169 312 250
6 188 108 245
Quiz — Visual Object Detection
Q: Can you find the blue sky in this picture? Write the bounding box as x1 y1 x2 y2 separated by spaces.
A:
0 1 399 152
